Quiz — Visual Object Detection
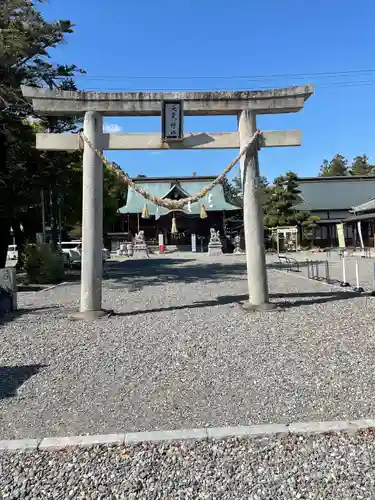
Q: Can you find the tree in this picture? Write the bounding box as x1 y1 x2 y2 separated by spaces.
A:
222 174 271 236
222 174 268 208
28 95 84 252
263 171 301 228
258 175 269 190
349 155 374 176
221 175 242 207
231 174 268 194
319 154 348 176
2 118 42 263
0 0 83 266
301 215 321 247
58 155 128 236
103 163 128 232
0 0 83 268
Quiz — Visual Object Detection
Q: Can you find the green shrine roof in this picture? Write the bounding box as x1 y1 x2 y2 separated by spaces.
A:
118 176 240 215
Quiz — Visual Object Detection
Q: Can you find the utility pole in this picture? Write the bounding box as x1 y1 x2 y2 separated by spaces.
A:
58 191 63 246
0 123 10 267
41 189 46 243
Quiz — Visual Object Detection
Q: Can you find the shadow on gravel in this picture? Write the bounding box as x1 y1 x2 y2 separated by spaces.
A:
271 290 367 308
267 260 324 270
104 258 247 291
17 285 47 292
113 290 365 316
0 364 47 399
0 305 60 326
52 259 327 291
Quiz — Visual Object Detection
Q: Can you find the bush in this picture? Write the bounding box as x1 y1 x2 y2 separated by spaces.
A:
23 244 65 284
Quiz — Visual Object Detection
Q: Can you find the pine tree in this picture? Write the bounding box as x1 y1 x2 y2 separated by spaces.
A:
349 155 374 176
0 0 83 265
221 174 269 234
263 171 301 227
319 154 348 176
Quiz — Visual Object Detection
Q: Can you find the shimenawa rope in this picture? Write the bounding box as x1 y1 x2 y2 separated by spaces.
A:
79 130 262 210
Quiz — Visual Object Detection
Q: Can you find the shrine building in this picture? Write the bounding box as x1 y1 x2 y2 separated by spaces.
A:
116 175 241 250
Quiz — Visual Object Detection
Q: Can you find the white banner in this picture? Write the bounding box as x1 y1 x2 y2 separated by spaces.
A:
191 233 197 252
357 220 364 249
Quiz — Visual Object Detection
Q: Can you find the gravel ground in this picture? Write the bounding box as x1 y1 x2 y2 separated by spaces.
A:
1 431 375 499
1 254 375 439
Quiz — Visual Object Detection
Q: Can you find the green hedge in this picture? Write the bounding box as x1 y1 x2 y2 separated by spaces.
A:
23 244 65 284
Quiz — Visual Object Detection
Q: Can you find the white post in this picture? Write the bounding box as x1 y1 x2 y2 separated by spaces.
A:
79 111 105 317
191 233 197 252
158 233 164 254
276 231 280 255
357 220 365 256
341 256 349 287
238 110 271 310
355 260 360 288
354 259 364 292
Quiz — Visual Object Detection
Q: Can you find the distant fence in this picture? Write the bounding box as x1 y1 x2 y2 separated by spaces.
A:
0 268 17 316
306 258 366 293
306 260 332 283
278 254 300 272
339 248 373 259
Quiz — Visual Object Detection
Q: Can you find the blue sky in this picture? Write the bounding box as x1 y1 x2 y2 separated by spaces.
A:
39 0 375 181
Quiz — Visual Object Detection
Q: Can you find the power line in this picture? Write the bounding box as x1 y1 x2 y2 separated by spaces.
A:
78 80 375 92
320 80 375 88
68 68 375 80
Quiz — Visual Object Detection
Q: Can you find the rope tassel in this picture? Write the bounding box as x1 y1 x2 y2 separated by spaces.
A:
200 205 208 219
141 204 149 219
79 130 262 211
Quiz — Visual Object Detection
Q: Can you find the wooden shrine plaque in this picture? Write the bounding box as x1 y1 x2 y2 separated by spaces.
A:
161 100 184 141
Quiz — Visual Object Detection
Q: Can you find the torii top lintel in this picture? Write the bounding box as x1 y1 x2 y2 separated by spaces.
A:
21 84 314 117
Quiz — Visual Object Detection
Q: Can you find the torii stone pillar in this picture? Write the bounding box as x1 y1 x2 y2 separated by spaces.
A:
79 111 105 318
21 84 314 315
238 110 270 309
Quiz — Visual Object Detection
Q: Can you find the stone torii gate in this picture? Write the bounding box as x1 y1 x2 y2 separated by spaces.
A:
22 85 314 319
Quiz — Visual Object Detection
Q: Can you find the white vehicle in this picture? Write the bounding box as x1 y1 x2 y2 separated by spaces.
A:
60 241 110 267
7 245 18 260
73 242 110 261
60 241 82 268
